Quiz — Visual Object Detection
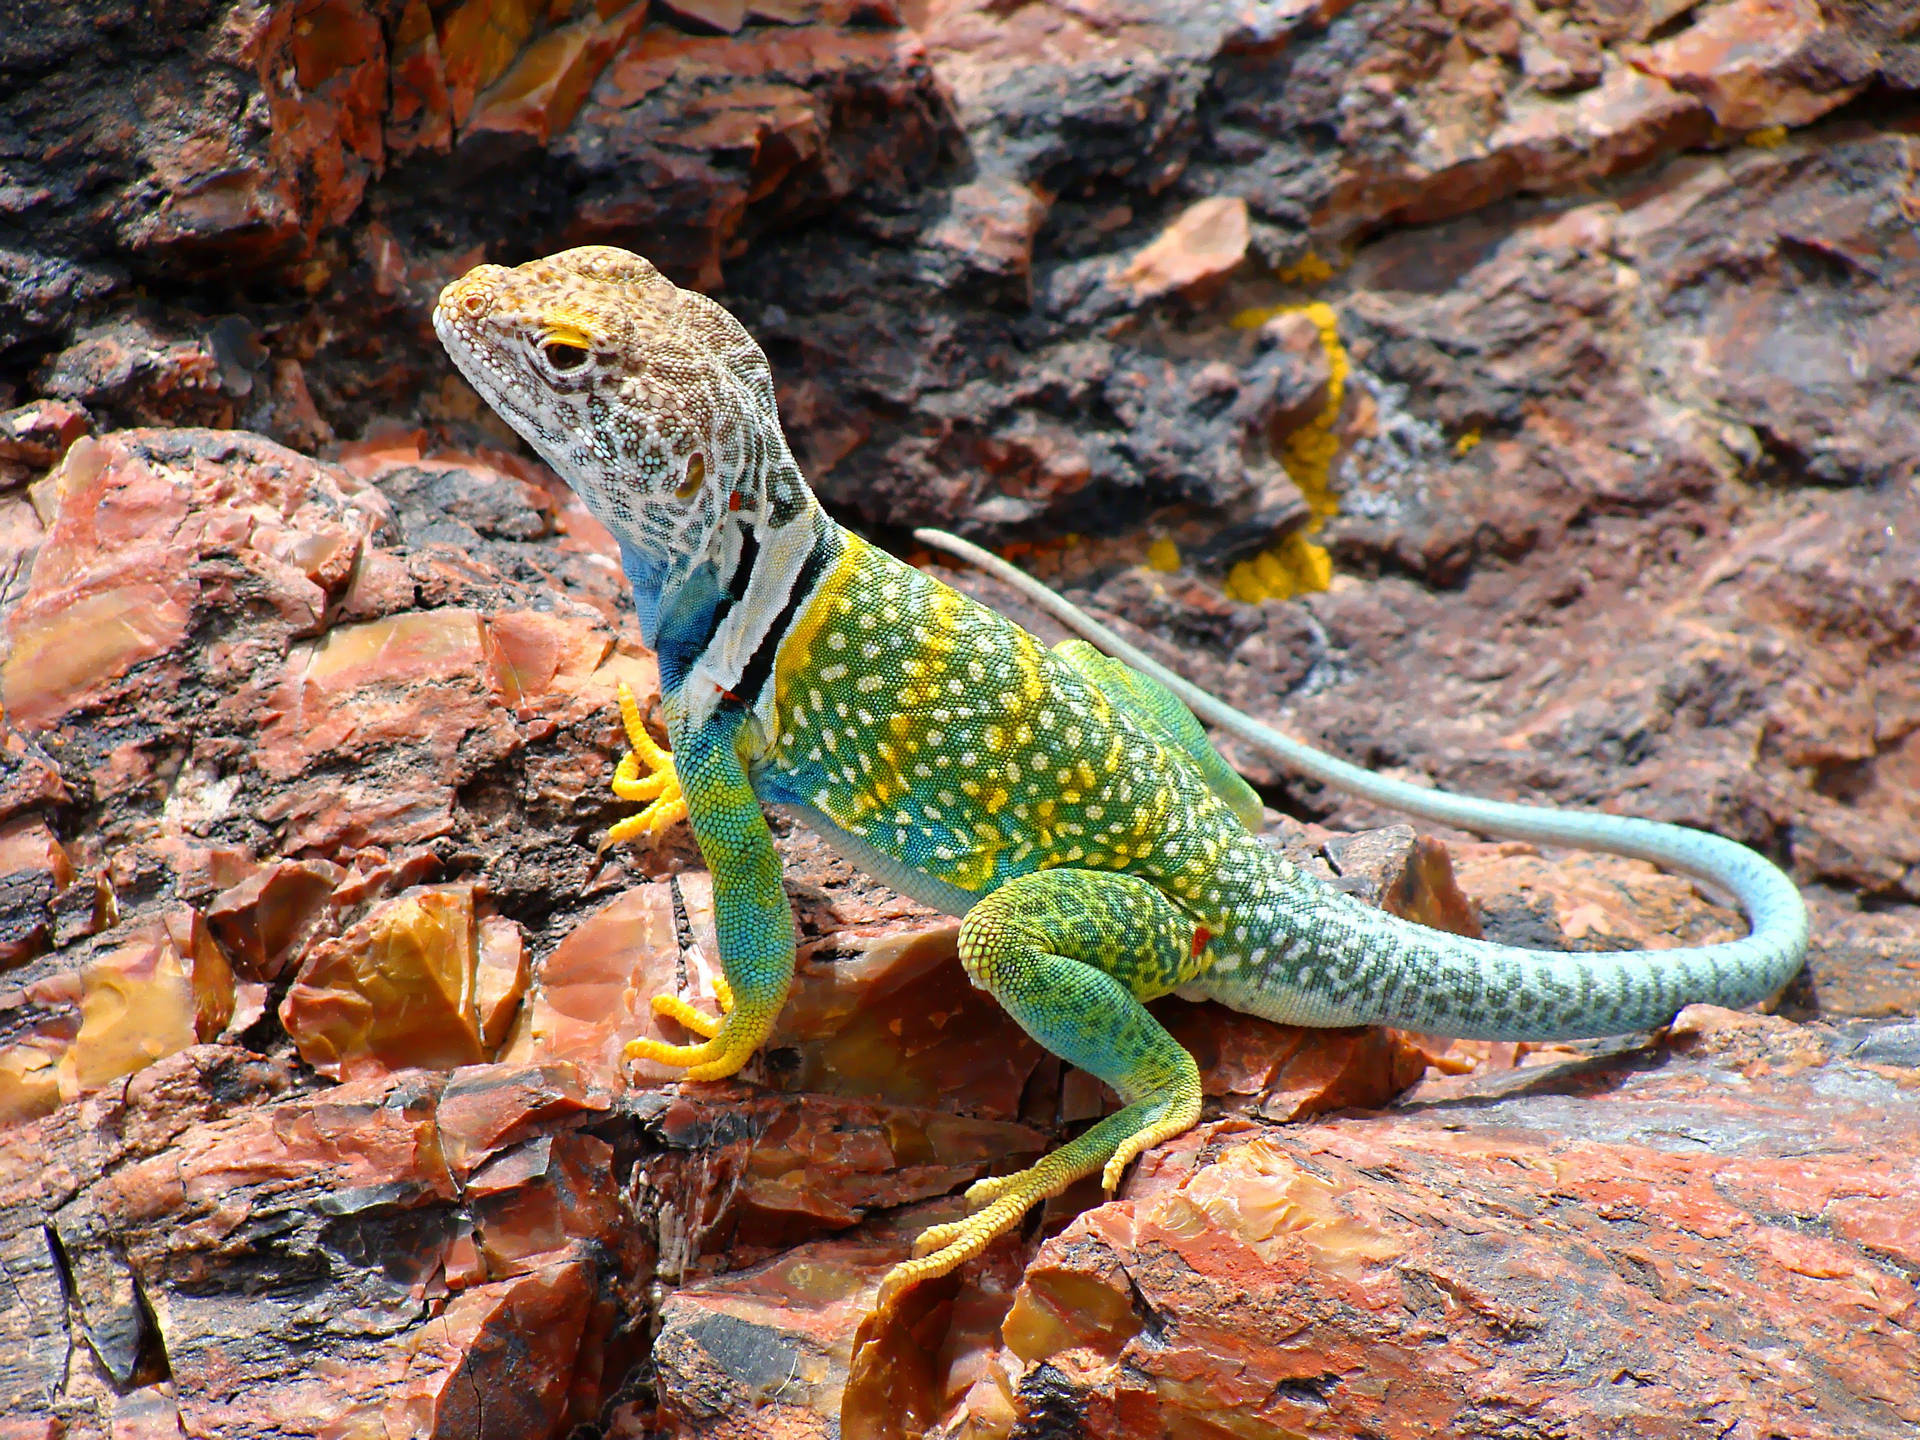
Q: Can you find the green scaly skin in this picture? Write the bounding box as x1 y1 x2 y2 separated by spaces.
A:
432 246 1810 1307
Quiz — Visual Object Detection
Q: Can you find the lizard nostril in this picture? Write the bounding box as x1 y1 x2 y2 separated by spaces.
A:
459 291 488 317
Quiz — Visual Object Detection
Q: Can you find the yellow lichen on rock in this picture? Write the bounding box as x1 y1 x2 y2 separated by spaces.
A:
1276 249 1336 286
1145 536 1181 572
1226 300 1348 604
1226 533 1333 604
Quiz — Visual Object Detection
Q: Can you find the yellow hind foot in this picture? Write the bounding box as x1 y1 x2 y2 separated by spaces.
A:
877 1160 1071 1310
1100 1104 1193 1191
875 1088 1204 1309
603 680 686 847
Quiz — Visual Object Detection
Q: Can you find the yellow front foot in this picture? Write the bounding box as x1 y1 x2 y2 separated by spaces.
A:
647 972 734 1040
624 973 764 1081
603 680 687 847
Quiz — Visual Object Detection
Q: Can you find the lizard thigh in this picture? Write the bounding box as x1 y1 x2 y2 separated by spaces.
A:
958 867 1201 1102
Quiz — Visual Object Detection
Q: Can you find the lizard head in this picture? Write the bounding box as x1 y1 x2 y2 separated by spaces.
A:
433 246 815 603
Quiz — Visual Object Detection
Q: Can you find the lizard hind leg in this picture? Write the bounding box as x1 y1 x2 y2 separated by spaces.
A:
878 868 1204 1307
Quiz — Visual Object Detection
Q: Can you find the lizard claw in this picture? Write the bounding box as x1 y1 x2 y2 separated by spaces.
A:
626 973 756 1079
878 1166 1059 1309
646 972 734 1039
604 680 686 846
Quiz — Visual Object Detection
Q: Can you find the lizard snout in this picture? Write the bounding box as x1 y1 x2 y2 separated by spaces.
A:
434 265 512 329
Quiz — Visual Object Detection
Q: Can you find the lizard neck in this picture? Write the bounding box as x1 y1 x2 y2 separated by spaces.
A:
618 487 844 732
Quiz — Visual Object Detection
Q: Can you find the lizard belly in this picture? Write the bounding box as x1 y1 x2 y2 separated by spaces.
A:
771 801 982 917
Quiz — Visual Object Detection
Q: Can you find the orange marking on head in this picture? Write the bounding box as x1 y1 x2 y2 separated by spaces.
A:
1191 926 1211 958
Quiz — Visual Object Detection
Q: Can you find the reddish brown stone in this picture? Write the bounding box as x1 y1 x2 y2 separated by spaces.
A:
0 816 72 969
204 857 342 982
935 1011 1920 1437
464 4 651 147
1115 195 1252 303
0 431 388 732
8 1063 643 1439
437 0 547 132
647 1198 1030 1440
923 176 1050 298
1633 0 1871 129
386 0 456 156
0 401 90 486
281 883 497 1079
0 907 241 1126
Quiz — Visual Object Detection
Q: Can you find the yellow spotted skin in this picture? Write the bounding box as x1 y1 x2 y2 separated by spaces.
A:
766 533 1250 910
434 245 1809 1315
752 533 1301 1300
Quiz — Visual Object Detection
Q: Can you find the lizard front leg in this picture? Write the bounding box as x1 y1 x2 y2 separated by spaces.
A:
623 708 793 1081
879 868 1205 1306
604 680 688 847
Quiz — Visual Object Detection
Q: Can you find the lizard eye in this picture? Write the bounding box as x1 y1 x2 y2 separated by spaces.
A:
674 452 707 499
542 339 589 372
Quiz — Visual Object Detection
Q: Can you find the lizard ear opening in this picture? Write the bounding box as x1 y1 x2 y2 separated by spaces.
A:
675 452 707 499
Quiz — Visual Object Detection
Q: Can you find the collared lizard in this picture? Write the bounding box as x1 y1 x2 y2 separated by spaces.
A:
433 246 1809 1304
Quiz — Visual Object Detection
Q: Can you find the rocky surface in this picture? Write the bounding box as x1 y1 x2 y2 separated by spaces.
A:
926 1007 1920 1438
3 0 1918 1435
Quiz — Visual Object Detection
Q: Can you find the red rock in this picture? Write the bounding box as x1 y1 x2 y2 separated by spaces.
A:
437 0 547 132
1520 12 1605 93
386 0 456 156
10 1063 643 1439
937 1012 1920 1436
281 883 502 1079
0 400 90 485
644 1086 1045 1261
113 0 387 268
0 815 72 969
465 4 651 147
569 20 933 287
647 1198 1030 1439
392 1261 597 1436
1632 0 1870 130
203 857 342 982
922 176 1049 296
0 908 238 1125
0 726 64 832
255 609 521 852
0 431 388 732
658 0 747 34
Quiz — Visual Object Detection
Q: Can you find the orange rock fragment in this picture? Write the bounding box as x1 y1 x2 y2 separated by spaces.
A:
1115 195 1251 304
1632 0 1866 130
465 4 650 146
0 583 192 730
437 0 546 129
52 915 227 1103
280 884 494 1079
204 857 342 981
